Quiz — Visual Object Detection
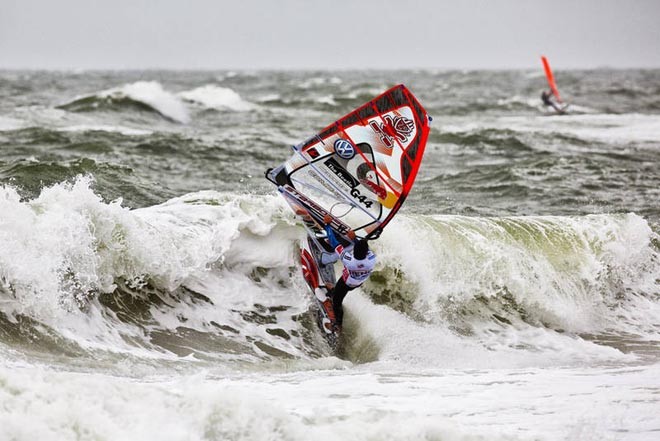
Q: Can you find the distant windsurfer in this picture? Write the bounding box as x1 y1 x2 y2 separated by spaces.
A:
319 214 376 332
541 90 565 114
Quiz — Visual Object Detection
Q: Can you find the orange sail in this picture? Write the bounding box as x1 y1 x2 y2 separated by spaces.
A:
541 55 562 103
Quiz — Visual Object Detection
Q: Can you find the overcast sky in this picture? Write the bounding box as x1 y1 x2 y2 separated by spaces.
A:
2 0 659 70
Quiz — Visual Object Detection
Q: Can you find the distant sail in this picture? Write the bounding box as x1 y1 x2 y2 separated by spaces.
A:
266 84 431 239
541 56 562 102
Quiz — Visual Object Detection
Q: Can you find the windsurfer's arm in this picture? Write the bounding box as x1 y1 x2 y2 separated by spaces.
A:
323 223 341 249
323 214 355 255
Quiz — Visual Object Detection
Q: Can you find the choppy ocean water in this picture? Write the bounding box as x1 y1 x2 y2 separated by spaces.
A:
0 69 659 440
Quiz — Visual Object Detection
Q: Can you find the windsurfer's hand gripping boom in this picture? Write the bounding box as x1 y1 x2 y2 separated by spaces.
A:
323 214 355 255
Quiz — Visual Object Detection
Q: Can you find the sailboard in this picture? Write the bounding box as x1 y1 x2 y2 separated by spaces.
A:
265 84 431 349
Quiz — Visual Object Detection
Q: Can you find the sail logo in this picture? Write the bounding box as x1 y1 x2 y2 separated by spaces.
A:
361 178 387 199
324 158 359 188
369 115 414 148
334 138 356 159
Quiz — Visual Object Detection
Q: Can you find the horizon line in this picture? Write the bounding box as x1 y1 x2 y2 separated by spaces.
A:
2 65 660 72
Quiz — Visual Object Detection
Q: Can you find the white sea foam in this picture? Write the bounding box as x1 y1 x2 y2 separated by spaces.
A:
0 116 27 131
442 113 660 143
2 70 659 441
0 178 306 358
0 179 290 312
5 105 161 134
1 178 660 441
495 95 528 106
97 81 190 123
255 93 281 103
342 212 659 369
298 76 343 89
315 95 338 106
1 363 658 441
55 124 153 136
1 177 657 366
345 292 629 369
374 213 659 339
179 85 255 111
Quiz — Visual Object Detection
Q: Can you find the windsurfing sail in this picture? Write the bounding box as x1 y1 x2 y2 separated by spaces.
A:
266 84 431 240
541 55 562 103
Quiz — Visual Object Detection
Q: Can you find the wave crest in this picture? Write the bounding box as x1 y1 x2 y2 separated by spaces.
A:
367 213 659 337
59 81 190 123
179 85 255 111
1 178 658 365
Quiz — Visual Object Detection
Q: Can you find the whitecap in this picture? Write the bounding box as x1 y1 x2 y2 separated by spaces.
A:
101 81 190 123
315 95 338 106
60 81 190 123
55 124 153 136
178 85 255 111
0 116 27 131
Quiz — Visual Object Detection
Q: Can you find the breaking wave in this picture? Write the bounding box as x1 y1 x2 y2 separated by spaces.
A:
0 177 658 368
179 85 255 111
59 81 190 123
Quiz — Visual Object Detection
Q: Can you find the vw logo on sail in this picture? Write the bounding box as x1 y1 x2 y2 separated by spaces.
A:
334 138 356 160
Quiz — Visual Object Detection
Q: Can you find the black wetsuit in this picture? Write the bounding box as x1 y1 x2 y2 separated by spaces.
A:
329 278 353 327
323 224 376 327
541 91 564 113
541 91 553 106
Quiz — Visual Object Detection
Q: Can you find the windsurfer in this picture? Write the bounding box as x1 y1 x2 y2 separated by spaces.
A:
321 214 376 332
541 90 563 113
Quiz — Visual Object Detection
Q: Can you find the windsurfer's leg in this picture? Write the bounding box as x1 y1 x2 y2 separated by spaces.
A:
320 252 339 265
331 278 354 326
308 237 337 286
318 252 337 286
